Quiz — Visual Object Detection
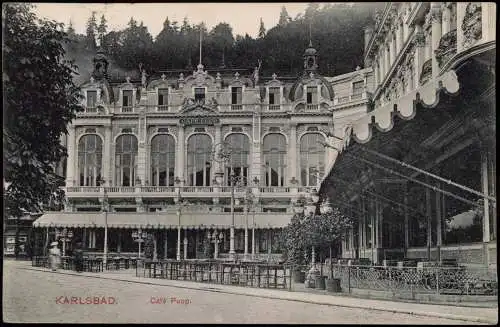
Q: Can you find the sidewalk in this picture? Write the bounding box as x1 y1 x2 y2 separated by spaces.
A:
19 263 498 324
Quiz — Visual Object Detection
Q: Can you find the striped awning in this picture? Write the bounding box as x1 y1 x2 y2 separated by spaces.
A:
32 212 291 229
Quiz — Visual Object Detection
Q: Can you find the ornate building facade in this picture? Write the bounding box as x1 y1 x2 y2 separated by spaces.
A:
321 2 496 267
34 41 374 260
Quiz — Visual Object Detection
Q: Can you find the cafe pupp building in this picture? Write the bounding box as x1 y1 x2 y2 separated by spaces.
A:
33 36 374 261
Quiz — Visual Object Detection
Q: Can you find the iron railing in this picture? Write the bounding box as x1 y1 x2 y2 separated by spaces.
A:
326 264 498 296
136 260 292 290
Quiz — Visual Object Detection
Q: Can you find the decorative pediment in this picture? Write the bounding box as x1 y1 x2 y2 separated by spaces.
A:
185 64 216 87
180 102 219 116
117 77 135 90
265 73 283 87
148 78 171 90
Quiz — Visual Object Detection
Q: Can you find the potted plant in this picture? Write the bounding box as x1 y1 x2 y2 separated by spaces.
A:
303 206 353 292
282 214 307 283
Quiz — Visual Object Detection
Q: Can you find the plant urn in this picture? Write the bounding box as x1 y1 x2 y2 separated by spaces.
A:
315 275 326 290
326 278 341 292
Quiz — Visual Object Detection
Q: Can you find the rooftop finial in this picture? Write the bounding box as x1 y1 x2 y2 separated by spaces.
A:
309 20 312 47
199 23 203 66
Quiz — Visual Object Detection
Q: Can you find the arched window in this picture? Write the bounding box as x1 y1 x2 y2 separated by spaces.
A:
151 134 176 186
300 133 325 186
225 133 250 186
263 134 287 186
78 134 103 186
187 134 212 186
115 134 138 186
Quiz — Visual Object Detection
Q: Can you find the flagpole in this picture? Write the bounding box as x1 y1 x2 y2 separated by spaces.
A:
199 24 202 65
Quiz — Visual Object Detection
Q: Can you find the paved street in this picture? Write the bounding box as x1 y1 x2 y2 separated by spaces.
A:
3 261 484 324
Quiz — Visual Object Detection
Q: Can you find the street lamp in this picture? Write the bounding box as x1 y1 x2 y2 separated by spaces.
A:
55 228 73 256
132 229 148 258
212 141 248 261
207 230 224 259
175 178 190 260
97 178 108 269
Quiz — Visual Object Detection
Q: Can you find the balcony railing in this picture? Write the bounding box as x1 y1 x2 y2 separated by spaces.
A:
259 187 290 193
141 186 176 193
231 104 243 111
268 104 281 111
121 106 134 113
85 106 97 113
306 104 319 110
157 105 169 112
183 186 214 193
65 185 294 195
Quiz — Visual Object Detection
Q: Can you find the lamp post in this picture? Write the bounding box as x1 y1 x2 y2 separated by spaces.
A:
213 141 248 261
55 228 73 256
175 177 189 261
244 188 256 260
97 178 108 269
207 230 224 259
132 229 148 258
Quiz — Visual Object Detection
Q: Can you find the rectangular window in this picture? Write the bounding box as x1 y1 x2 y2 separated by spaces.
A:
87 91 97 110
194 88 205 102
122 90 133 112
114 207 137 212
353 81 364 95
306 86 317 104
158 88 168 110
269 87 280 104
231 87 242 104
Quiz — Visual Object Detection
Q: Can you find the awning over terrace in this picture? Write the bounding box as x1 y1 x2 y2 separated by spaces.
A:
32 212 291 229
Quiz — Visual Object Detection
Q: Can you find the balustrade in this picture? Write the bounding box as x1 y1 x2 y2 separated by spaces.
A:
259 187 290 193
231 104 243 111
268 104 281 111
306 104 319 110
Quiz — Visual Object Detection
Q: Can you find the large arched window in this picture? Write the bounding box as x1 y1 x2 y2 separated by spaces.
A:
150 134 176 186
115 134 138 186
263 134 287 186
225 133 250 186
300 133 325 186
78 134 103 186
187 134 212 186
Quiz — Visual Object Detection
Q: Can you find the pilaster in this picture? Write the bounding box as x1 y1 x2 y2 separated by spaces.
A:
413 25 425 87
66 125 76 186
431 3 443 78
251 113 262 185
288 123 297 185
103 125 112 185
176 123 185 185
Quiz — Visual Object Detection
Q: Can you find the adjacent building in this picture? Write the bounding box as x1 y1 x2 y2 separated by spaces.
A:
320 2 496 268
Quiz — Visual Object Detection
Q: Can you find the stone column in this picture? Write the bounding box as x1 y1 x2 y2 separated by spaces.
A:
176 221 181 260
66 125 76 186
163 232 168 260
404 185 409 256
370 199 376 263
385 45 391 77
176 124 185 185
441 4 451 35
137 114 147 185
390 32 397 66
103 125 112 185
456 2 467 53
482 3 496 42
251 113 262 187
183 232 188 260
425 181 432 261
431 3 443 78
413 25 425 87
396 23 403 53
289 123 297 185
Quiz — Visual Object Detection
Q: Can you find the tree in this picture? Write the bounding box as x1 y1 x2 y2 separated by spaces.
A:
3 3 83 255
278 6 290 26
303 208 352 277
85 11 97 50
97 14 107 48
258 18 266 39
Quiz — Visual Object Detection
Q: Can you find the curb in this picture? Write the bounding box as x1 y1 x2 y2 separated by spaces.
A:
20 266 498 324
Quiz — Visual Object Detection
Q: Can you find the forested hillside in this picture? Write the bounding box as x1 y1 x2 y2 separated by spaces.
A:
66 3 385 80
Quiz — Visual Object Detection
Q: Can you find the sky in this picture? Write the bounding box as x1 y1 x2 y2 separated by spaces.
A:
33 3 312 39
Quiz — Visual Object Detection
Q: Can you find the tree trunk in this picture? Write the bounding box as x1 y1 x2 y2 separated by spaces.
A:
329 245 333 279
14 217 20 259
